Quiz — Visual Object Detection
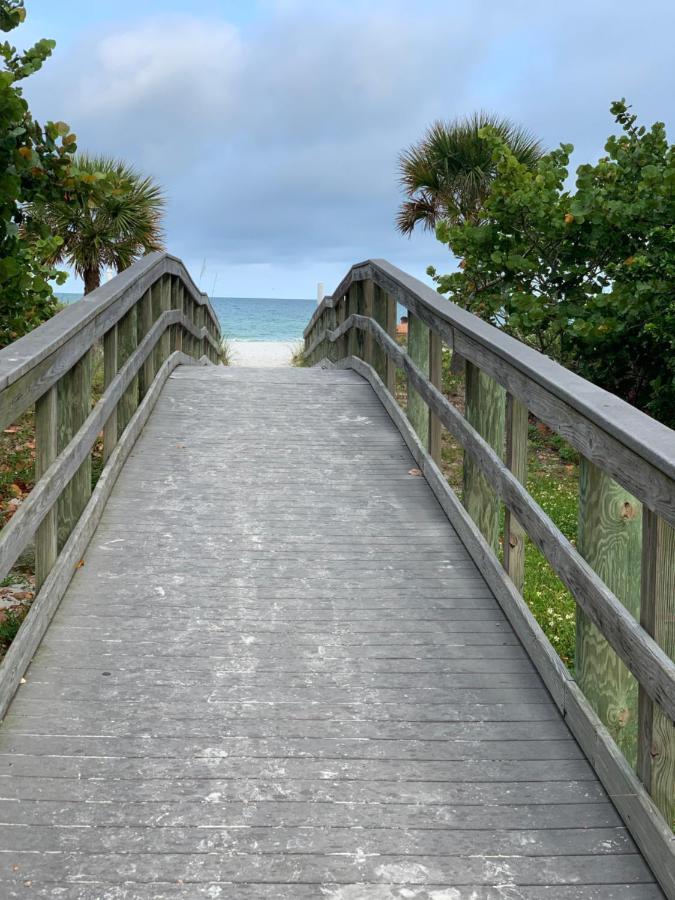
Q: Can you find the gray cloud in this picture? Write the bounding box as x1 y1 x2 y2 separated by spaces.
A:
24 0 675 296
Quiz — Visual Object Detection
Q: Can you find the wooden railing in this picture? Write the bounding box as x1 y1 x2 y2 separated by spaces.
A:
303 258 675 895
0 251 221 715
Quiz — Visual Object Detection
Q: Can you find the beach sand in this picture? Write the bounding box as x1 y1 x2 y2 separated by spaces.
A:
229 340 298 367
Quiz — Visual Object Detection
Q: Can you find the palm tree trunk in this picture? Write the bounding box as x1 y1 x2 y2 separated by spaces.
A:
83 267 101 295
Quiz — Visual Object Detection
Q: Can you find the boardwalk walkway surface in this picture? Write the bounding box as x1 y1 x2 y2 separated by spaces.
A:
0 366 662 898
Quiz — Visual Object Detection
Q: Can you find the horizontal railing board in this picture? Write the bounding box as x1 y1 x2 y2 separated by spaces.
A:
327 316 675 723
0 252 220 397
304 259 675 525
0 311 212 580
339 354 675 899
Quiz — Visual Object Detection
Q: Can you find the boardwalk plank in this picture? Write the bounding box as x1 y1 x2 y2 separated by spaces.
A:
0 366 661 896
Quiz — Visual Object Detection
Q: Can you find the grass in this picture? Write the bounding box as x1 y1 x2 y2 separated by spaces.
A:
291 341 309 367
219 337 232 366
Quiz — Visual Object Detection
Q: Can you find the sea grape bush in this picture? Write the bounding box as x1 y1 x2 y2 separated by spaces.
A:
430 101 675 425
0 0 79 347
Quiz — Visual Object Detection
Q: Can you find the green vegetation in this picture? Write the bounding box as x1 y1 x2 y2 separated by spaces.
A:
0 1 78 347
30 154 165 294
397 112 542 235
429 101 675 425
291 341 309 367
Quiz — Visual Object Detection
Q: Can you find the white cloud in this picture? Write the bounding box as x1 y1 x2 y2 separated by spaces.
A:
23 0 675 296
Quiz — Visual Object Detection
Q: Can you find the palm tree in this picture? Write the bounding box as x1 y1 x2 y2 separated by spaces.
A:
31 155 165 293
397 113 543 235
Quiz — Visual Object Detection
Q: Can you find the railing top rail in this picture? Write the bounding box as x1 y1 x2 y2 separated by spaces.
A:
0 251 220 394
305 258 674 487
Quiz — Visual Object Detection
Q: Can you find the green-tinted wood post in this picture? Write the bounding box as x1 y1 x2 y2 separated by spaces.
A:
503 393 528 591
102 325 118 463
171 279 183 354
35 385 57 589
136 290 152 401
160 276 171 362
385 291 397 396
372 284 388 383
336 294 347 360
362 280 374 367
347 286 359 358
576 459 642 765
429 330 442 464
462 361 505 553
323 303 336 364
151 282 163 370
637 511 675 827
57 350 92 550
406 312 430 450
116 306 139 438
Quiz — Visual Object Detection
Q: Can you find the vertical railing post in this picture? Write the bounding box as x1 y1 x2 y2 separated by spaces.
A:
151 281 163 371
326 302 337 364
429 330 442 464
372 284 388 384
576 460 642 765
384 291 397 396
116 306 139 437
407 312 430 450
462 361 505 553
136 290 152 401
363 280 374 367
35 385 57 589
347 286 359 358
102 326 118 462
159 276 171 363
336 293 347 361
57 350 92 550
171 278 183 355
503 394 528 591
637 511 674 826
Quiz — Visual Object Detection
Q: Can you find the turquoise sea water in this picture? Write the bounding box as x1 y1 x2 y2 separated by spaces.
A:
58 294 316 341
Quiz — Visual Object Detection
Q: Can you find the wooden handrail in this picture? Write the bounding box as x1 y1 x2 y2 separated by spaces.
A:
332 313 675 721
302 262 675 895
0 252 222 721
0 251 221 430
305 259 674 525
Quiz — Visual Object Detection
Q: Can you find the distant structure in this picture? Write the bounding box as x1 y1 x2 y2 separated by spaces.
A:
317 282 324 306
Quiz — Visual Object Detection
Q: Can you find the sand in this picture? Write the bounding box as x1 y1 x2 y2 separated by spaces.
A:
228 340 298 367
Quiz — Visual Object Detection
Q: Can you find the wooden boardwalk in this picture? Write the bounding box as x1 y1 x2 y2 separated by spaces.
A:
0 366 662 898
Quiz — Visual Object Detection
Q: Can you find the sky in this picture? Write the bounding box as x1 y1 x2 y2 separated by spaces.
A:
17 0 675 298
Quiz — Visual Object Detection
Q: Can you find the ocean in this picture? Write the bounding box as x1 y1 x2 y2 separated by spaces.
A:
58 294 317 342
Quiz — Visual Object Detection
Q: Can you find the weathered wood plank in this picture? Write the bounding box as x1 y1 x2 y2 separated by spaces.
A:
116 305 138 437
34 384 57 590
407 311 430 449
102 324 118 461
577 459 642 765
56 349 92 551
334 318 675 723
638 510 675 828
504 393 528 591
463 360 505 552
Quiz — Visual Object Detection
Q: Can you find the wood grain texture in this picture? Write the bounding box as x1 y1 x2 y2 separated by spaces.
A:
638 511 675 827
328 316 675 723
34 384 57 590
116 305 138 437
407 311 430 450
56 348 92 551
102 324 118 461
504 393 528 591
577 459 643 765
0 253 220 430
340 354 674 897
304 259 674 526
0 363 660 897
463 361 505 553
